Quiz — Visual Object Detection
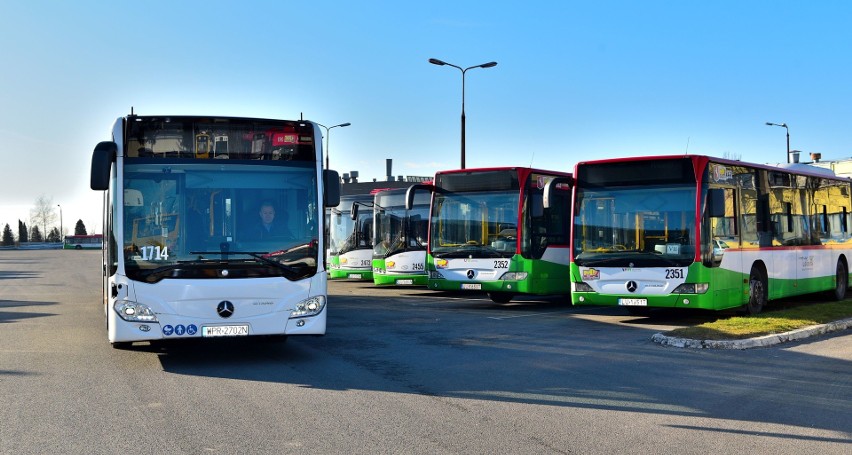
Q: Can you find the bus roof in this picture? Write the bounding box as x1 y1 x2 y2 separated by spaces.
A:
575 154 850 182
434 166 572 178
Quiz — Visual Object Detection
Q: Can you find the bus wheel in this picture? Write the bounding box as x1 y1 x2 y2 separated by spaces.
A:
746 267 767 315
488 292 514 304
834 260 848 301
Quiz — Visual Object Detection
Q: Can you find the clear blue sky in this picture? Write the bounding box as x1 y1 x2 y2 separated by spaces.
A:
2 0 851 234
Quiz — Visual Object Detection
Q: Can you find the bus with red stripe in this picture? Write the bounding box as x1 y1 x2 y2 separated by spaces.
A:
408 167 572 303
570 154 852 314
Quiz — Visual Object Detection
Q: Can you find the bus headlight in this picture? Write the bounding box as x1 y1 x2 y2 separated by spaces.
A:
500 272 528 281
114 301 158 322
290 296 326 318
672 283 709 294
572 281 594 292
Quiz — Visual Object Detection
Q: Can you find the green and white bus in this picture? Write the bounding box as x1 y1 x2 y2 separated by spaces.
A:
64 234 103 250
372 187 430 286
408 167 572 303
570 154 852 314
90 113 340 347
328 194 374 280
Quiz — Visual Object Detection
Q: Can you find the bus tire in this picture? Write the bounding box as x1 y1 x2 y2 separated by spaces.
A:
746 266 767 315
488 292 514 304
834 259 848 301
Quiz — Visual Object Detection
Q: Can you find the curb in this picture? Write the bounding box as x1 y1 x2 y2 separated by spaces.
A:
651 317 852 349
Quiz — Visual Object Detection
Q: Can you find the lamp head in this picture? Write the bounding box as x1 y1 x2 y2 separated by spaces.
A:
480 62 498 68
428 58 446 66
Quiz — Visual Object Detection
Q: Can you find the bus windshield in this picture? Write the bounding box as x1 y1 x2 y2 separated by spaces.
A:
430 189 518 259
373 190 429 257
574 184 697 267
122 161 319 282
329 197 373 256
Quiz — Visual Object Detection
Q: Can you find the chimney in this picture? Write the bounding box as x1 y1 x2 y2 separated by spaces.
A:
350 170 359 183
342 173 350 183
789 150 800 163
811 153 822 162
386 159 394 182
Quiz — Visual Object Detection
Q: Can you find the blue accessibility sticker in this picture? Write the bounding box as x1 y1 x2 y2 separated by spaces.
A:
187 324 198 336
163 325 174 336
175 324 186 336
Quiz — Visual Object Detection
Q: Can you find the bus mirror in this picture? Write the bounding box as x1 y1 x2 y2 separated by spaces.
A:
405 184 433 210
543 177 572 209
124 189 144 207
323 169 340 207
350 203 359 221
90 141 117 191
707 188 725 218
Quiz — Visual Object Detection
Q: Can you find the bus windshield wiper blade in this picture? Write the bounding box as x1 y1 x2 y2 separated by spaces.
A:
190 251 298 274
434 247 504 259
137 263 185 278
136 260 217 279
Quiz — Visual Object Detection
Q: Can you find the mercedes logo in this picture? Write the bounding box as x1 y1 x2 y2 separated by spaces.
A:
466 270 475 279
217 300 235 318
626 281 638 293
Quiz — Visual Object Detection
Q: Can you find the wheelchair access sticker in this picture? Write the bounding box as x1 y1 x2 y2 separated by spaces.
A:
162 324 199 337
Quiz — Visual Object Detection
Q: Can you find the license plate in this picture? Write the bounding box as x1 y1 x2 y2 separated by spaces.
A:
461 283 482 290
619 298 647 306
396 279 413 285
202 325 250 337
348 274 361 279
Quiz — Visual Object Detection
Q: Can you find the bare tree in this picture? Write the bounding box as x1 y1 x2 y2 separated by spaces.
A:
30 194 56 239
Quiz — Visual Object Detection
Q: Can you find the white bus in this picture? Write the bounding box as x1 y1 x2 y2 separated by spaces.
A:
372 187 430 286
571 154 852 314
328 194 375 280
90 113 340 348
63 234 103 250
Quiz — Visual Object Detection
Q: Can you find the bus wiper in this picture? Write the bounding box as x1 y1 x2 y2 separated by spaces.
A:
136 259 217 281
434 247 504 259
385 235 425 257
190 251 299 274
576 256 627 266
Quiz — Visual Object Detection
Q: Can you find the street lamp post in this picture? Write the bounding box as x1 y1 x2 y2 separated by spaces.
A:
317 122 351 170
429 58 498 169
56 204 63 244
765 122 791 163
